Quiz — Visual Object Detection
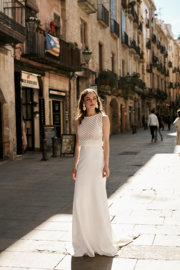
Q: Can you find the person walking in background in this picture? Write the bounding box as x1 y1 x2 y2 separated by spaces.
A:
155 113 163 141
161 114 165 130
148 110 159 143
167 114 171 130
173 109 180 145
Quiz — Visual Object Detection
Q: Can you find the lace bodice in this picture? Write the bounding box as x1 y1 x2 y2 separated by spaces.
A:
78 113 103 146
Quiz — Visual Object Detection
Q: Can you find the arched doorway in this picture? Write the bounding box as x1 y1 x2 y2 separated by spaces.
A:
110 98 119 134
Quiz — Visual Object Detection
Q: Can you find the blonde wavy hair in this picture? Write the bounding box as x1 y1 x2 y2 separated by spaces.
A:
77 88 104 124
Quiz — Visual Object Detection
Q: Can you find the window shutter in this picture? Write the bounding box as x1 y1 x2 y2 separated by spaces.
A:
121 10 125 43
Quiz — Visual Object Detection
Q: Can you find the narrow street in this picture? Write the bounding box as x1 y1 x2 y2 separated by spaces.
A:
0 126 180 270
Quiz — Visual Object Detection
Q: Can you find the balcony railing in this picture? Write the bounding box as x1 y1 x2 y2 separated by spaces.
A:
165 70 169 77
152 34 156 44
133 11 139 27
111 19 119 38
169 82 173 88
138 52 144 63
146 39 151 49
129 39 136 54
137 22 142 35
98 70 118 89
128 5 135 20
164 51 168 58
157 41 161 50
78 0 97 13
168 61 172 68
146 18 149 28
161 65 165 74
157 63 162 72
22 29 81 71
160 46 165 54
173 67 177 73
138 79 146 89
146 63 152 73
0 0 25 44
97 4 109 27
121 31 129 48
152 55 158 67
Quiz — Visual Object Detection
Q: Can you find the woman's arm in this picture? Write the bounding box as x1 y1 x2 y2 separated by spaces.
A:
72 120 81 180
102 115 110 178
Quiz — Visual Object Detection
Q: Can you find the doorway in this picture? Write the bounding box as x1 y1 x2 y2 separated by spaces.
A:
22 88 34 150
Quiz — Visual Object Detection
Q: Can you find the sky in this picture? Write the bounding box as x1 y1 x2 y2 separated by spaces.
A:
154 0 180 39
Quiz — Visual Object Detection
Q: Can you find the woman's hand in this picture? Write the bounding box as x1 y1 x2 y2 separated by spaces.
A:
72 167 77 180
102 165 110 178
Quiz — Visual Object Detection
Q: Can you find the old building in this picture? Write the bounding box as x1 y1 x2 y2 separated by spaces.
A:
0 0 26 160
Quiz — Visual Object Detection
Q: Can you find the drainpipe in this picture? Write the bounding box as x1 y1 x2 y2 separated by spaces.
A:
69 72 75 134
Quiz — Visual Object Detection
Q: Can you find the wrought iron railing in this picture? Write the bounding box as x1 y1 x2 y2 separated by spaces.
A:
152 34 156 44
111 19 119 37
138 22 142 32
23 28 81 70
146 39 151 49
146 18 149 28
121 31 128 46
97 4 109 26
0 0 25 36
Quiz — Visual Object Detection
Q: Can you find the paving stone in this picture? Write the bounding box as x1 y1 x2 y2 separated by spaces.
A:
153 235 180 247
135 259 180 270
120 245 180 260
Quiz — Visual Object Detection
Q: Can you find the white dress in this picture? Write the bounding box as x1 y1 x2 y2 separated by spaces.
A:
71 113 138 257
173 117 180 145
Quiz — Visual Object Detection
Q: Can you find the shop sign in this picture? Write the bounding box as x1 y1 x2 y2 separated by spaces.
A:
49 89 66 96
61 134 76 156
21 72 39 89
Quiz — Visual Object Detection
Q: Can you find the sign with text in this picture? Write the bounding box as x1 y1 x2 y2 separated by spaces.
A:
21 72 39 89
43 125 56 149
61 134 76 156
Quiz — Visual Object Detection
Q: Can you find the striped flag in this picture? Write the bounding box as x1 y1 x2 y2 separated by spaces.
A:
45 32 60 57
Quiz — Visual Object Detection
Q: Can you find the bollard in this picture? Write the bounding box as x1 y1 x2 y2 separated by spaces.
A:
41 139 48 161
52 137 58 157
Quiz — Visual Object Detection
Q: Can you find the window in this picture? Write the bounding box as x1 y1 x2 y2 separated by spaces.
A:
121 10 125 42
54 13 60 37
99 43 103 71
80 19 87 49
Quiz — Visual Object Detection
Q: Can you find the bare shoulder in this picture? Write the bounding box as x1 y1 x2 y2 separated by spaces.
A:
102 113 109 124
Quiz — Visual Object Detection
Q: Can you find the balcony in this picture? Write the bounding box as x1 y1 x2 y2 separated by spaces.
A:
121 31 129 48
146 18 150 28
148 88 155 97
157 63 162 72
138 79 146 89
164 51 168 58
173 67 177 73
146 39 151 50
165 70 169 77
133 11 139 28
160 46 165 54
169 82 173 88
111 19 119 38
98 70 118 91
78 0 97 14
137 22 142 35
161 65 165 75
134 46 140 60
129 39 136 54
22 29 81 71
146 63 152 73
128 6 135 21
157 41 161 50
168 61 172 68
138 52 144 63
121 0 127 9
0 0 26 45
156 88 161 97
152 34 156 44
97 4 109 28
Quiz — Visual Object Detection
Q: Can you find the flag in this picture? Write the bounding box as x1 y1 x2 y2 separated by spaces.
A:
45 32 60 57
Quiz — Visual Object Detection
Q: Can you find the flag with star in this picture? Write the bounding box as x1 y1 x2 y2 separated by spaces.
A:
45 32 60 57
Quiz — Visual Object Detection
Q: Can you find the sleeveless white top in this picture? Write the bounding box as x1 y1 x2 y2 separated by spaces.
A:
78 113 103 146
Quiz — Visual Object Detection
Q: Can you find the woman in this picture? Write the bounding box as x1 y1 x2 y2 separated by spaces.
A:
71 89 138 257
173 109 180 145
155 113 163 141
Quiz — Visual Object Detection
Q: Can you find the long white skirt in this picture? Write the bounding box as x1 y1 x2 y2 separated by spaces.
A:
71 146 138 257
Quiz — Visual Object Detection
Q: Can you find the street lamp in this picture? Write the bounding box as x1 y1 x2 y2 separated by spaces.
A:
26 11 38 32
82 46 92 64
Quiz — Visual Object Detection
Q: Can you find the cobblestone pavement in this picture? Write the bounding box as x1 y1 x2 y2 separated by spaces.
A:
0 125 180 270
